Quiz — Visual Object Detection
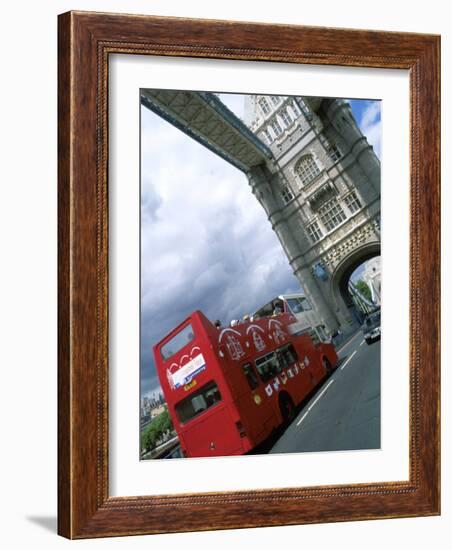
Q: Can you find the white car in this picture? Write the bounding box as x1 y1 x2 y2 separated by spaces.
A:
362 311 381 345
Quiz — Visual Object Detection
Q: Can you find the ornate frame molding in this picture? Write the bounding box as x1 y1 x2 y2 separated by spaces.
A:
58 11 440 538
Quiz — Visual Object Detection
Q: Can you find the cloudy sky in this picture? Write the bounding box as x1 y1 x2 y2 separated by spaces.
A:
140 94 381 400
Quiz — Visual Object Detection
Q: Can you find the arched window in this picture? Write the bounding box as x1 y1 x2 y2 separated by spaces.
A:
290 100 301 117
262 128 273 144
280 108 293 127
258 97 271 115
307 221 323 243
295 155 321 186
318 198 346 231
270 118 283 137
280 184 294 204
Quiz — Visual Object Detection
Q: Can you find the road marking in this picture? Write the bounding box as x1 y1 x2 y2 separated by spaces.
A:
340 350 357 371
337 331 361 354
360 340 365 346
296 379 335 427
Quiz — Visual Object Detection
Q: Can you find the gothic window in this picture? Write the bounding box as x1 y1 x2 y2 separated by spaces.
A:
344 191 362 213
280 184 294 204
329 145 342 162
270 96 280 105
320 134 342 162
318 199 347 231
280 109 293 127
258 97 271 115
307 221 323 243
271 118 283 137
295 155 321 186
262 128 273 144
290 100 301 117
319 134 330 148
297 98 312 117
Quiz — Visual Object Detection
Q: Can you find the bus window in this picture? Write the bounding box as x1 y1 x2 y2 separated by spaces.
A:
242 363 259 390
286 296 312 314
309 329 320 346
254 301 273 319
272 299 284 315
161 323 195 360
255 352 280 382
277 344 298 368
175 381 221 424
316 325 328 342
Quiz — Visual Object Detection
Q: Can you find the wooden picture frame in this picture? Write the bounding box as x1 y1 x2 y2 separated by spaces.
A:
58 11 440 538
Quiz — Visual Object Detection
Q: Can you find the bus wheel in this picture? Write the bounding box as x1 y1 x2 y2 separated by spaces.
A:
323 357 333 375
279 393 295 424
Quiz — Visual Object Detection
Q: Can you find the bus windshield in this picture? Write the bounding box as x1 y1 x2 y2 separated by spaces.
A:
161 323 195 360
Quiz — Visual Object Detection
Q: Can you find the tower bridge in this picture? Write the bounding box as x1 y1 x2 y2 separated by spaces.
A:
140 90 274 173
141 89 381 334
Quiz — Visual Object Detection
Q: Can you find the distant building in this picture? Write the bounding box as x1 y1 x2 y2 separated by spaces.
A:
361 256 381 306
140 396 150 418
150 404 166 419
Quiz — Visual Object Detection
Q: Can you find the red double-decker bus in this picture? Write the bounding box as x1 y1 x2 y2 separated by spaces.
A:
153 311 337 458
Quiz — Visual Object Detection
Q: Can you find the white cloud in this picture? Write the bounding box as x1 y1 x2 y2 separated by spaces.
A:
217 93 245 119
359 101 381 159
140 96 382 397
140 102 300 396
360 101 380 129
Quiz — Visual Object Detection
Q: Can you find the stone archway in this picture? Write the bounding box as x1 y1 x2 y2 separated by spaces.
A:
330 242 381 330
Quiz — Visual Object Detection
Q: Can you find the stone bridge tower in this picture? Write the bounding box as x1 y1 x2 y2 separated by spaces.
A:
141 89 380 335
244 95 381 333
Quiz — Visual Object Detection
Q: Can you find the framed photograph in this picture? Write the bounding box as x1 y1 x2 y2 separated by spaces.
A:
58 11 440 538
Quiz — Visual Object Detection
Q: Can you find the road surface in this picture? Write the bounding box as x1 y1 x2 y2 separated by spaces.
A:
270 331 380 454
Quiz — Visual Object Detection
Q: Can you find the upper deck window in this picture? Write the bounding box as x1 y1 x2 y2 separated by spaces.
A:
254 298 285 319
286 297 312 314
161 323 195 360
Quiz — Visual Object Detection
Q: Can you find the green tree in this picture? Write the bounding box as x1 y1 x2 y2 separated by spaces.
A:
140 409 175 453
355 279 372 302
